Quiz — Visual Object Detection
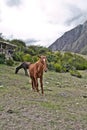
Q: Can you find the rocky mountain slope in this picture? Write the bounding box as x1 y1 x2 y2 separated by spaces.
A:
49 21 87 54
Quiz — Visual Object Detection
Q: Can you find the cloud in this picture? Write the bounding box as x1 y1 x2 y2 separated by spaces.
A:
25 39 40 46
0 4 2 22
5 0 22 7
65 3 87 26
0 0 87 47
0 13 1 22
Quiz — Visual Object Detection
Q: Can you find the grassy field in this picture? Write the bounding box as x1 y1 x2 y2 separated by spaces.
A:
0 64 87 130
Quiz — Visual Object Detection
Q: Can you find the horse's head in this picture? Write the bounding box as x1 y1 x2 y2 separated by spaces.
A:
39 55 48 72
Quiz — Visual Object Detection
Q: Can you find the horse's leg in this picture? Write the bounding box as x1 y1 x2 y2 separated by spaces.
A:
23 67 28 76
30 77 36 91
40 76 44 94
31 78 35 91
36 79 39 92
34 78 39 92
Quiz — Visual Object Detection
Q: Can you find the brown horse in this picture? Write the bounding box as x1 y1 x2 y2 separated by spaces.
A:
28 55 47 94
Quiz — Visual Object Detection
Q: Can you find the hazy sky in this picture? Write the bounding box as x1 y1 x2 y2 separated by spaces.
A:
0 0 87 46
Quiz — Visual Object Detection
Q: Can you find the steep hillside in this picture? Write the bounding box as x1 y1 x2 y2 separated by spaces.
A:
49 21 87 54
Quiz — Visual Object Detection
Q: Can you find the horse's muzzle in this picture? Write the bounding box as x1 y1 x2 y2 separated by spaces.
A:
44 69 47 72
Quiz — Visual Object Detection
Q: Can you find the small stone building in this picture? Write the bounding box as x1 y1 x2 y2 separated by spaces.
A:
0 41 17 59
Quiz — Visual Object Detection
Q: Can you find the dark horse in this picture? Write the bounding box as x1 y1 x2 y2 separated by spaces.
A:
28 56 47 94
15 62 31 76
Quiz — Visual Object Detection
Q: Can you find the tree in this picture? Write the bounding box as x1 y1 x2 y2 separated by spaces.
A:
10 39 26 51
0 33 4 40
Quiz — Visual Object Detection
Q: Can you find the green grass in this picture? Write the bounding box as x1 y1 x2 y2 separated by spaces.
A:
0 64 87 130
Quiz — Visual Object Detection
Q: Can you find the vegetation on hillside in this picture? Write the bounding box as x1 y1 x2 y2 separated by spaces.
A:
1 36 87 77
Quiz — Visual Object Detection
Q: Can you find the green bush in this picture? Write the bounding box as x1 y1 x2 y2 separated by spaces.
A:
69 70 82 78
22 54 32 62
12 52 24 61
0 54 5 64
6 58 14 66
71 55 87 70
48 62 55 71
54 63 62 72
32 56 38 63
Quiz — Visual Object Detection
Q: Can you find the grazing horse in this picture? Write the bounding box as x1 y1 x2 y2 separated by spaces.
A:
15 62 31 76
29 55 47 94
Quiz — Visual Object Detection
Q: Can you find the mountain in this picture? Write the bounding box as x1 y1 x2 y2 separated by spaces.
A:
49 21 87 54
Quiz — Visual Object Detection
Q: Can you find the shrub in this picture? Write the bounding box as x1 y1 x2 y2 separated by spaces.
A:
48 62 55 71
0 54 5 64
32 56 38 63
62 63 71 72
69 70 82 78
12 52 24 61
6 58 14 66
22 54 33 62
71 54 87 70
54 63 62 72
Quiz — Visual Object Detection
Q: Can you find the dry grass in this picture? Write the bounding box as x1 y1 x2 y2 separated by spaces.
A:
0 64 87 130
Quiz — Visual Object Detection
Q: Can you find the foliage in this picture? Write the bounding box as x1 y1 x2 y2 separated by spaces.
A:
24 48 36 56
6 58 14 66
32 56 38 63
10 39 26 51
24 45 50 56
12 51 24 61
60 52 87 72
47 52 60 63
48 62 55 71
69 69 82 78
71 54 87 70
22 54 33 62
0 33 4 41
43 51 87 72
10 39 26 47
54 63 62 72
1 35 87 73
0 54 5 64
